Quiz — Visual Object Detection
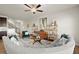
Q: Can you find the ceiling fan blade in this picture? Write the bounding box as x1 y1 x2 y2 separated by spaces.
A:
24 10 30 12
24 4 31 8
36 4 41 8
37 10 43 12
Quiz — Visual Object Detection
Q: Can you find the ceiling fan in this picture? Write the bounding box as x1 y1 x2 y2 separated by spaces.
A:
24 4 43 14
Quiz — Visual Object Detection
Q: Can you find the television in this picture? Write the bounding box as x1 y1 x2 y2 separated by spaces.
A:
22 31 30 38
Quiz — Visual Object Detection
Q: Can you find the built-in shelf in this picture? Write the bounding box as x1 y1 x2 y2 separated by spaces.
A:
0 17 7 39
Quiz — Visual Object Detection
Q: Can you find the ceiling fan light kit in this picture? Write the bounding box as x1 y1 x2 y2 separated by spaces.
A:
24 4 43 14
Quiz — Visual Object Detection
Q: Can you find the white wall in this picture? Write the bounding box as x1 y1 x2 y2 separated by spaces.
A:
55 7 79 46
30 6 79 45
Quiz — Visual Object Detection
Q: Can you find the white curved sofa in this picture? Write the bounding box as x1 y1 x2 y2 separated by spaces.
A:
2 36 75 54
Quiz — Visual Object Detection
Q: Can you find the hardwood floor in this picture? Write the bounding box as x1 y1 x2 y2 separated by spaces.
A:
0 39 79 54
0 40 5 54
74 46 79 54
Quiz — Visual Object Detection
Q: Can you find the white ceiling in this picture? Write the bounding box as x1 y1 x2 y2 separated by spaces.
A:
0 4 78 20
